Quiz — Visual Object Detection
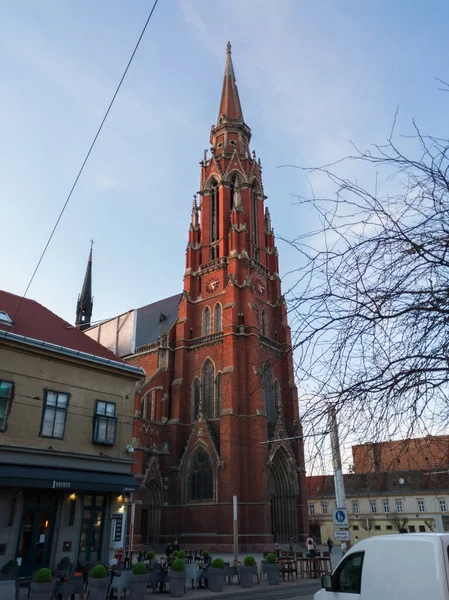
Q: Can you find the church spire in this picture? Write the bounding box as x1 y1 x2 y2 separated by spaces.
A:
217 42 244 124
75 241 93 331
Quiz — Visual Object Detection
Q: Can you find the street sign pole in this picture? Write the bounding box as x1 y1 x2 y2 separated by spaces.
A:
329 406 348 554
233 495 238 563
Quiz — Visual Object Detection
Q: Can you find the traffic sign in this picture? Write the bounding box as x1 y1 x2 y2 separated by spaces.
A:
332 508 349 528
334 529 350 541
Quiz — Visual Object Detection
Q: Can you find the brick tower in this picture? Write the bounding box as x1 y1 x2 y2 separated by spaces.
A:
87 43 308 551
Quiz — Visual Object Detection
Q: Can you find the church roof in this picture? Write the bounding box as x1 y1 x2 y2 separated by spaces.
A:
217 41 244 123
135 293 182 348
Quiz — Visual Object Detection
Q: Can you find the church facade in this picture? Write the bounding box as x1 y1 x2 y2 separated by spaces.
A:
84 44 307 551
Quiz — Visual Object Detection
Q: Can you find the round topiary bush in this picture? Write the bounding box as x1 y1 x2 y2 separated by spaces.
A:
90 565 107 579
202 550 211 559
146 551 156 560
132 562 147 575
177 550 186 559
34 568 52 583
171 559 185 572
172 550 180 558
266 553 276 564
243 556 256 567
211 558 224 569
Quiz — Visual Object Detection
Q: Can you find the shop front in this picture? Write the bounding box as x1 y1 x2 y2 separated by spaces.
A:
0 462 136 575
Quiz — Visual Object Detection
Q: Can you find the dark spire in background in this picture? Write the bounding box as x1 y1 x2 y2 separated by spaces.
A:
75 241 93 331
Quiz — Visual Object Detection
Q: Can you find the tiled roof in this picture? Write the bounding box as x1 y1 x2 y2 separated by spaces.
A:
307 470 449 498
135 293 182 349
0 290 125 362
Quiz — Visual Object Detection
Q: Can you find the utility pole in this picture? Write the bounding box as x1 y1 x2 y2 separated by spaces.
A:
328 405 348 554
233 495 238 563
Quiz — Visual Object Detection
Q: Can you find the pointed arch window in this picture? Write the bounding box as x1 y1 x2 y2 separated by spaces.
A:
229 173 240 212
202 359 215 419
203 306 211 335
263 363 276 436
214 303 222 332
261 309 268 337
191 378 201 422
210 180 219 260
273 380 281 417
189 447 214 501
142 390 155 421
251 183 259 261
215 373 222 418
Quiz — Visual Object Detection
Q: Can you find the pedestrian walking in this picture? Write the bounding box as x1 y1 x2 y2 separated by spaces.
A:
327 537 333 554
306 534 315 554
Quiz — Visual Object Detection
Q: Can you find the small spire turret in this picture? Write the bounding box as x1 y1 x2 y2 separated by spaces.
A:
75 241 94 331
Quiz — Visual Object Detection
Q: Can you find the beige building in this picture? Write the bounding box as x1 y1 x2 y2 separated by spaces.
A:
307 471 449 546
0 291 144 576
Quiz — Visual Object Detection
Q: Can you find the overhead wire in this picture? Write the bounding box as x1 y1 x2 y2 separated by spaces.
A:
13 0 160 322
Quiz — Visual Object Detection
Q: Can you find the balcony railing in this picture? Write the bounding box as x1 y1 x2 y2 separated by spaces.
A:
188 332 224 349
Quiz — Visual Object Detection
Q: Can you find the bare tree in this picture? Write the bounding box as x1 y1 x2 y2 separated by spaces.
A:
388 511 409 532
283 121 449 452
425 518 436 531
359 517 375 532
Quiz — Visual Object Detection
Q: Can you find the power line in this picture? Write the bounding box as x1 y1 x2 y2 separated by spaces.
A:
13 0 160 322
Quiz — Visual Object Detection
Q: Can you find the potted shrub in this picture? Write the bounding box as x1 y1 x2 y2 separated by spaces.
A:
129 562 148 600
208 558 225 592
265 553 280 585
202 550 211 564
172 550 180 558
87 564 110 600
146 551 156 566
177 550 188 565
168 558 186 597
29 568 54 600
239 556 256 588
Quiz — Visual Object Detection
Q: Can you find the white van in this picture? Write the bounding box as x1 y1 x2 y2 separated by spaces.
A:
314 533 449 599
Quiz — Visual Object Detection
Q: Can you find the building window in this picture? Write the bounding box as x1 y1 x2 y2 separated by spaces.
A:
419 525 426 532
321 503 328 515
40 390 69 439
409 525 416 533
382 500 390 513
374 525 381 531
273 380 281 417
439 499 447 512
261 309 268 337
352 501 359 514
386 525 393 531
263 363 276 436
250 182 259 261
142 390 154 420
214 303 222 332
210 180 219 260
395 500 403 513
0 380 14 432
309 504 315 515
93 401 117 445
191 378 201 421
68 499 76 526
352 525 359 531
370 501 377 514
201 359 215 419
417 499 425 513
203 306 211 335
215 373 222 418
189 448 213 501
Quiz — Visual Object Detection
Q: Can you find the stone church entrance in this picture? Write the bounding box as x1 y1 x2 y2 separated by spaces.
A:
270 448 299 544
140 480 163 545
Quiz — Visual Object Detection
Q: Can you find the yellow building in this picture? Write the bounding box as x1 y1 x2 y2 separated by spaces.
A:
307 471 449 545
0 291 144 575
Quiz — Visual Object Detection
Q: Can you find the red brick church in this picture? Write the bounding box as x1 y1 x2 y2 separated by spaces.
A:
82 43 307 551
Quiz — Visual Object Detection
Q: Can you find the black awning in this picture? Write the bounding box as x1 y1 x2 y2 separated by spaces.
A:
0 464 138 492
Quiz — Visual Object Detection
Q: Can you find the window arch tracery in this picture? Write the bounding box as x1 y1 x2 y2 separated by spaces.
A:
202 359 215 419
263 363 276 436
142 390 155 420
215 373 222 418
210 180 219 260
188 447 214 501
203 306 211 335
191 378 201 421
214 303 222 332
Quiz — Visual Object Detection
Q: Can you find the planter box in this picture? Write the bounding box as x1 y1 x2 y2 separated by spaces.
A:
208 567 225 592
87 577 110 600
265 563 280 585
0 580 16 600
238 566 254 588
168 570 186 597
129 573 150 600
29 580 55 600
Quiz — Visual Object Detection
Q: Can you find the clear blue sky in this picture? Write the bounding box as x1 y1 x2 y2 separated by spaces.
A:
1 0 449 327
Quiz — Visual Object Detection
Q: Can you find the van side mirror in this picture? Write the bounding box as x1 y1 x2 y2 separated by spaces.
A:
321 574 333 591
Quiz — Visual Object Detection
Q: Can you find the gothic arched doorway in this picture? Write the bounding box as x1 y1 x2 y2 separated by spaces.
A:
269 447 299 544
140 479 163 544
